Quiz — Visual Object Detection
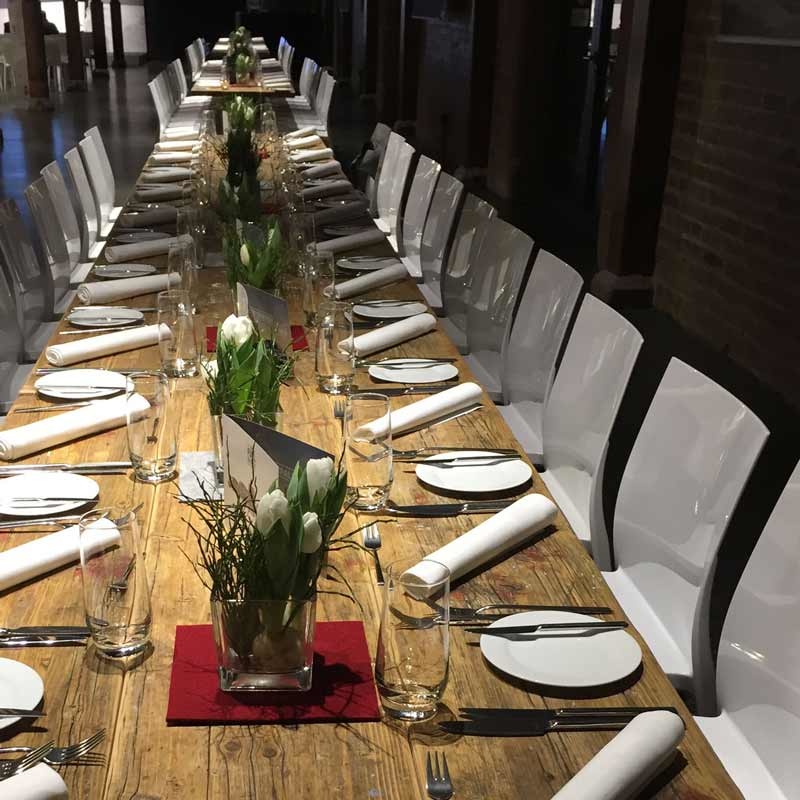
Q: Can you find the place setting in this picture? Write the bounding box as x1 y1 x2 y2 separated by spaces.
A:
92 263 159 280
66 306 147 328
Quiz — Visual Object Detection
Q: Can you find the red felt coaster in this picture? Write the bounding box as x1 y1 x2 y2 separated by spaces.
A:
166 621 381 725
290 324 309 351
205 325 218 354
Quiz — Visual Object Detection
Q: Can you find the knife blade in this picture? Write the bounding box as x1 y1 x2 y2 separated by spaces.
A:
0 708 44 719
0 462 131 474
0 626 90 638
353 385 455 397
458 706 679 719
465 621 628 636
383 501 512 517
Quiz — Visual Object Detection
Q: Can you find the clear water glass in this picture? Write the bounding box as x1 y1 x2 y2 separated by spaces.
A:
177 205 206 268
345 392 393 510
375 557 450 721
126 371 177 483
315 300 354 394
167 240 197 310
79 506 152 658
157 289 198 378
303 249 335 328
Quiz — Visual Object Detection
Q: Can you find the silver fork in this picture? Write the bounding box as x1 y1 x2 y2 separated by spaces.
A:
332 397 347 434
0 729 105 769
0 740 54 781
362 524 384 585
393 446 518 460
425 752 453 800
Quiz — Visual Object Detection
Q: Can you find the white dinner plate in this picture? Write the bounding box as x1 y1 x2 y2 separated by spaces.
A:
0 659 44 731
480 611 643 688
416 450 532 493
67 307 144 328
354 301 428 320
0 472 99 518
94 264 157 280
112 231 171 245
368 358 458 385
35 369 132 400
337 257 401 272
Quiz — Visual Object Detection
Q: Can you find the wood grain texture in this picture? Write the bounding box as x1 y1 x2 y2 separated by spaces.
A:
0 44 741 799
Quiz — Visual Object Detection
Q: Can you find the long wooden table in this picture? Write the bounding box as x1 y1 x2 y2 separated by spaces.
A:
0 92 742 800
192 41 294 96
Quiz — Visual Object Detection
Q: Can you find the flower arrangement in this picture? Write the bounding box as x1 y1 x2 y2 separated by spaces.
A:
223 218 287 294
216 173 263 224
203 314 293 427
235 51 256 84
225 95 256 131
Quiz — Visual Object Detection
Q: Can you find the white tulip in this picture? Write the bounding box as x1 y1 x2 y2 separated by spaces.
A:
240 243 250 267
219 314 254 348
256 489 290 535
306 457 334 502
301 511 322 553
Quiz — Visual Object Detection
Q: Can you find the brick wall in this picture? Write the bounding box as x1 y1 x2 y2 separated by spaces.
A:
653 0 800 410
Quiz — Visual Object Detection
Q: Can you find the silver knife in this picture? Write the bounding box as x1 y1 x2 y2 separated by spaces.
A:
382 500 513 517
0 462 131 474
13 402 95 414
0 626 90 638
465 622 629 637
353 385 455 397
400 454 522 466
0 708 44 719
58 326 143 335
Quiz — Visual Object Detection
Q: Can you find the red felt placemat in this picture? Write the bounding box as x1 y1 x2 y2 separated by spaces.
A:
166 621 381 725
290 324 309 351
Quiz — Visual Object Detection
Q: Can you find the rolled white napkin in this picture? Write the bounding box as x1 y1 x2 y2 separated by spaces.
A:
360 382 483 440
150 150 194 164
118 207 178 227
333 261 407 299
313 200 369 226
46 323 169 367
287 134 325 150
0 763 69 799
161 126 201 140
0 517 122 592
104 235 192 263
302 179 354 201
154 140 201 152
552 711 685 800
78 273 180 305
0 393 150 461
135 185 186 202
341 313 437 358
285 125 317 140
302 160 344 180
316 228 387 255
290 147 334 163
139 167 194 183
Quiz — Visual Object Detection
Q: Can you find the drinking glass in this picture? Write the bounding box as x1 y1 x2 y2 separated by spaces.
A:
345 393 392 510
375 557 450 721
177 206 205 268
167 240 196 309
157 289 198 378
79 506 152 658
315 300 354 394
302 249 335 328
126 371 177 483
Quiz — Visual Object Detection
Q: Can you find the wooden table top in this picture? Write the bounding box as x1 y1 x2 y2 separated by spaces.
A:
0 122 742 800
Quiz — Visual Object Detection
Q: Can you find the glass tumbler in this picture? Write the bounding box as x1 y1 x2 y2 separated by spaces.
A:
345 393 392 511
178 205 205 268
302 249 335 328
315 300 355 394
167 240 197 310
375 557 450 721
79 506 152 658
157 289 198 378
126 371 177 483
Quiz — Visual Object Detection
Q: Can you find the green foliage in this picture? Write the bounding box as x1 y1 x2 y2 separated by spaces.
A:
223 218 287 293
224 95 256 131
216 174 263 225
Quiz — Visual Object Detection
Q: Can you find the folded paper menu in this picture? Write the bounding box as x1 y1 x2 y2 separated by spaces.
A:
46 323 169 367
316 228 387 255
302 160 344 180
552 711 685 800
313 200 369 227
290 147 334 164
118 207 178 227
302 179 354 201
0 763 69 799
333 262 408 299
359 382 483 440
0 393 150 461
404 494 557 594
104 235 192 263
78 272 181 304
140 167 194 183
0 518 121 592
135 185 186 202
340 313 437 357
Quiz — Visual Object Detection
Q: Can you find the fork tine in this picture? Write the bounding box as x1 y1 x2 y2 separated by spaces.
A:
434 752 441 781
426 753 434 786
13 740 54 775
63 729 106 759
441 752 451 783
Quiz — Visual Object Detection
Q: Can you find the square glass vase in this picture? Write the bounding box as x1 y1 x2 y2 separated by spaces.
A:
210 598 316 692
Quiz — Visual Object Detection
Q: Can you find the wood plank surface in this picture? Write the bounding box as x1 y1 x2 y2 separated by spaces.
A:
0 42 741 800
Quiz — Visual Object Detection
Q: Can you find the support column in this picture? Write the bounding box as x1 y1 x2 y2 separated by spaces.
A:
375 0 401 125
90 0 109 76
8 0 51 108
109 0 125 68
63 0 86 90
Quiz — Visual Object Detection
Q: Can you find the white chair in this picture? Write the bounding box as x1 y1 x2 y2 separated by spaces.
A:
364 123 393 217
0 265 30 414
374 137 414 251
439 194 496 353
79 135 121 239
537 295 643 570
374 132 405 232
695 459 800 797
44 35 68 92
601 358 769 706
84 127 120 219
397 155 440 274
284 69 336 136
40 161 96 286
497 250 583 453
463 218 536 402
418 172 464 312
64 147 104 261
24 177 75 315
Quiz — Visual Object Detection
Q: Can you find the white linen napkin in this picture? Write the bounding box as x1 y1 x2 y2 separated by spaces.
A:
316 228 387 255
139 167 194 183
313 200 369 226
290 147 335 163
0 763 69 799
341 313 437 358
302 160 344 180
0 518 122 592
135 185 186 202
285 125 317 140
302 179 354 201
552 711 685 800
161 127 200 141
359 382 481 440
287 134 325 150
78 273 180 304
0 393 150 461
154 140 201 152
45 323 169 367
405 494 558 593
104 235 191 263
150 151 194 164
118 207 177 227
332 262 407 299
